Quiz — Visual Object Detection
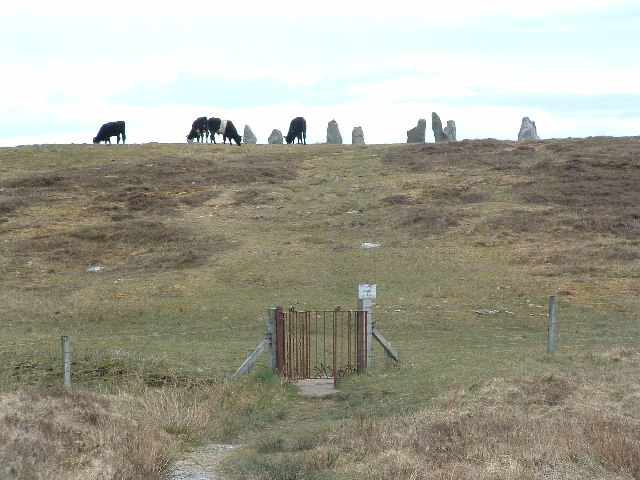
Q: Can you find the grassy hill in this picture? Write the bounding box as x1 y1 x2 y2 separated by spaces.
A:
0 138 638 479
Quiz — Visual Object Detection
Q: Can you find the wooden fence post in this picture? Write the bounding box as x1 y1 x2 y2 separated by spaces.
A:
61 335 71 390
267 308 277 372
548 295 557 355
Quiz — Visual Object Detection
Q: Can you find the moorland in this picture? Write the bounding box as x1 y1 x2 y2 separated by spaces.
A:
0 137 638 479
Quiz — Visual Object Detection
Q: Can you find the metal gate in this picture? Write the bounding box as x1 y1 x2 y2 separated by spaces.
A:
275 306 367 385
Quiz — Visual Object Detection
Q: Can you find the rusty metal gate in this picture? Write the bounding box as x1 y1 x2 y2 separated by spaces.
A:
275 306 367 385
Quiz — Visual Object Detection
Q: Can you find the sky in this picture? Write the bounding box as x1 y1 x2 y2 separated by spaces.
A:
1 0 639 146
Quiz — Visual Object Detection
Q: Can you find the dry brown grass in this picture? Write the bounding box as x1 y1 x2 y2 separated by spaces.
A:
0 152 297 274
233 348 640 480
0 389 174 480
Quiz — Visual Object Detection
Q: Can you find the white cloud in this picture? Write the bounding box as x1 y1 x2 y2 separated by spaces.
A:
1 0 638 147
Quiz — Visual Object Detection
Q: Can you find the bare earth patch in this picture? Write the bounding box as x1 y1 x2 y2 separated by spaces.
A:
170 444 237 480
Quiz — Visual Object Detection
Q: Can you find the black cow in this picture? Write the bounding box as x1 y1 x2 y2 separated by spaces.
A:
186 117 208 143
93 121 126 144
285 117 306 144
208 117 242 146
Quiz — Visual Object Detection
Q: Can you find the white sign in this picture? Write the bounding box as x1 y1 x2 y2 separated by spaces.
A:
358 284 377 299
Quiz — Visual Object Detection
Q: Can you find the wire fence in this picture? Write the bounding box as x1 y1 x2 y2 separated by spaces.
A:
1 295 637 391
368 296 639 367
0 320 268 391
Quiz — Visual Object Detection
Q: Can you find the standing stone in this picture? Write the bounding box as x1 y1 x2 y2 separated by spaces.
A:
327 119 343 144
407 119 426 143
352 126 365 145
444 120 457 141
268 129 283 144
243 125 257 144
518 117 540 141
431 112 448 142
432 112 457 142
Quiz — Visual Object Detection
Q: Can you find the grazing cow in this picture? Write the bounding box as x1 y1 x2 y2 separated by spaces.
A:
206 117 222 143
285 117 306 145
186 117 209 143
208 117 242 146
93 121 126 144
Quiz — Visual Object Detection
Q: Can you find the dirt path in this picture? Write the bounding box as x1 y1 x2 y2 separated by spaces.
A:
169 444 237 480
169 380 335 479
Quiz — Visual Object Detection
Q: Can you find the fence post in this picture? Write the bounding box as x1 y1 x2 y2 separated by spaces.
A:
358 284 376 368
61 335 71 390
267 308 277 372
547 295 557 355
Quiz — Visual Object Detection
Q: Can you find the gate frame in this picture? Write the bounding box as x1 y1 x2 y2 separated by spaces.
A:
233 285 402 379
274 306 368 385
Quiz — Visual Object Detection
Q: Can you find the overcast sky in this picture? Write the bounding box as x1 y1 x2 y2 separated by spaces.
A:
1 0 638 146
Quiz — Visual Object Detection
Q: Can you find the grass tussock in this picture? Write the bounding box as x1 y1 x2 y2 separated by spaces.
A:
0 389 174 480
136 373 290 443
0 371 292 480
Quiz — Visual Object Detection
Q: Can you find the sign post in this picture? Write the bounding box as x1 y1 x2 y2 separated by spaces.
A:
358 284 376 368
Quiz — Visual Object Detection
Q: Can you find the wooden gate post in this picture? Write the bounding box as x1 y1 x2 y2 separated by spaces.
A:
275 306 285 374
61 335 71 390
548 295 557 355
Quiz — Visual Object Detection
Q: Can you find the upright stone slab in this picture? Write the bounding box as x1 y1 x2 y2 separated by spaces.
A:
407 119 426 143
444 120 457 141
327 119 343 144
352 126 365 144
243 125 257 144
432 112 448 142
518 117 540 141
268 129 283 144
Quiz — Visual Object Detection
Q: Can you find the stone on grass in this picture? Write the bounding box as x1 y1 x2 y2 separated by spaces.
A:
243 125 257 144
268 129 283 144
352 126 365 144
518 117 540 141
327 120 343 144
407 119 426 143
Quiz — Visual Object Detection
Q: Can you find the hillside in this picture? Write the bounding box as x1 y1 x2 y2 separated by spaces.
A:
0 138 638 479
1 138 637 328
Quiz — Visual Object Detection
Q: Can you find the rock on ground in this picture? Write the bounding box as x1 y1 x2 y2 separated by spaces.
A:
268 129 283 144
327 120 343 144
518 117 540 141
243 125 257 144
352 126 365 144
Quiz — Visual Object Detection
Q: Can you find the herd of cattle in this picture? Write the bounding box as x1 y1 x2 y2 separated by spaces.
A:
92 116 307 146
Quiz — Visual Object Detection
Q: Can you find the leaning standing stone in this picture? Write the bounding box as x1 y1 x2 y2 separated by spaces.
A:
518 117 540 141
431 112 448 142
352 126 365 144
268 129 283 144
327 120 343 144
243 125 257 144
407 119 426 143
